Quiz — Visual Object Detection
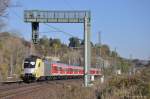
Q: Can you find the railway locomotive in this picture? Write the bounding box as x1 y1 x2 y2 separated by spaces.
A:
22 55 101 82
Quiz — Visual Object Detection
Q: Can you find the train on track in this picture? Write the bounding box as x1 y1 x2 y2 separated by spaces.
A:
21 55 101 82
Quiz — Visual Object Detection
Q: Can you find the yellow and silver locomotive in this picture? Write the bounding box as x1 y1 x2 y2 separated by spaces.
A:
22 55 44 82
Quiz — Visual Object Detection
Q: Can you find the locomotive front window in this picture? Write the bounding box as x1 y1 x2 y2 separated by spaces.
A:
24 61 35 68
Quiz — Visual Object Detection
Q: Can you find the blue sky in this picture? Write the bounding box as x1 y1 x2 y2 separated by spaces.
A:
5 0 150 60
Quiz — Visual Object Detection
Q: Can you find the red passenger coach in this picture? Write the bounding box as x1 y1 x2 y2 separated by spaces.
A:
51 63 84 75
49 62 101 77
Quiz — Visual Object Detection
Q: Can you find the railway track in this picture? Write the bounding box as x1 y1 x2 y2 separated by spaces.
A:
0 79 82 99
0 81 31 92
0 81 52 98
0 84 43 98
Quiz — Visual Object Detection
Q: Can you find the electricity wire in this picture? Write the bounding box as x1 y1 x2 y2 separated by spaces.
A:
43 23 82 40
5 4 83 43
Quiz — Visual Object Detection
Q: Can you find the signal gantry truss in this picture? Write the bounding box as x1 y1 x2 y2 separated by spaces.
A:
24 10 91 23
24 10 91 87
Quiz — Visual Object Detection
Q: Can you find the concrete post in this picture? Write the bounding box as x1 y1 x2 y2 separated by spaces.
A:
84 16 91 87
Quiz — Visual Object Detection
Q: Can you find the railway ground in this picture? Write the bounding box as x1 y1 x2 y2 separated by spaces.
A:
1 70 149 99
0 79 98 99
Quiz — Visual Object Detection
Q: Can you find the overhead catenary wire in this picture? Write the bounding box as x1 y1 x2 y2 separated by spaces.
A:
39 30 62 34
9 9 82 41
3 1 22 20
6 5 84 47
6 3 83 41
43 23 82 41
8 8 23 22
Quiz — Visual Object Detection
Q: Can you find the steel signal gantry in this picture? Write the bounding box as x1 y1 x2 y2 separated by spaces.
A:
24 10 91 87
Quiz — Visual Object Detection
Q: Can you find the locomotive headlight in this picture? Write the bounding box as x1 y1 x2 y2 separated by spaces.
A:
30 62 35 65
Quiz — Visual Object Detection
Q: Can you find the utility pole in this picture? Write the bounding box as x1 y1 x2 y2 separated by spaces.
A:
114 48 117 74
98 32 101 49
96 31 102 72
84 16 91 87
10 54 13 77
98 31 104 83
129 54 134 75
98 32 102 70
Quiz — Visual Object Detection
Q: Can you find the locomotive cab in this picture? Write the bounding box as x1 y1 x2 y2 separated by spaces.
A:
22 55 44 82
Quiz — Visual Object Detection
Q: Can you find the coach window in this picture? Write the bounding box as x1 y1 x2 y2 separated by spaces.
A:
97 71 98 74
74 69 78 72
53 66 57 71
65 68 68 72
64 68 66 72
58 67 62 71
71 68 73 72
66 68 68 72
68 68 70 72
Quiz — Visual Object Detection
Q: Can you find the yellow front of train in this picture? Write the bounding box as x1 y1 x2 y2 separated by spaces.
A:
22 55 44 82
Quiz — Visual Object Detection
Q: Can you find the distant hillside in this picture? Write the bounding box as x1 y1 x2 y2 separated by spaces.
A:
0 32 136 80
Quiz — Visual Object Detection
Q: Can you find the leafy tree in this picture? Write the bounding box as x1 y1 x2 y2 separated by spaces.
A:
116 57 130 73
110 50 118 57
80 40 94 47
69 37 80 47
51 39 61 56
38 36 62 56
51 38 61 48
100 44 110 58
38 36 50 56
39 36 49 47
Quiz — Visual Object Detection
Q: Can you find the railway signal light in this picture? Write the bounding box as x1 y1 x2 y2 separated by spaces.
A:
32 22 39 44
32 33 39 44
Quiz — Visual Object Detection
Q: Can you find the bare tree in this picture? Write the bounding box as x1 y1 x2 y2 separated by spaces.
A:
0 0 10 17
0 0 10 31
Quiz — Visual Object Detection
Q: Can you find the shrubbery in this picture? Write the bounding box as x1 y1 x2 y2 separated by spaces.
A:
98 67 150 99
